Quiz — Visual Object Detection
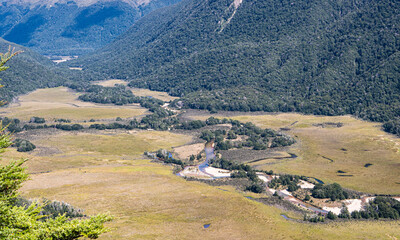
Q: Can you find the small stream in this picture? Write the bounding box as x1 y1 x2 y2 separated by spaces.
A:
198 141 215 172
280 214 290 220
177 142 330 215
312 178 324 184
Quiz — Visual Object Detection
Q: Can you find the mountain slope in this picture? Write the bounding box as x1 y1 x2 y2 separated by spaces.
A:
73 0 400 122
0 38 67 102
0 0 181 55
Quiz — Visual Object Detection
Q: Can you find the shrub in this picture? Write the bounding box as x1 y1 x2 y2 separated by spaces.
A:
13 139 36 152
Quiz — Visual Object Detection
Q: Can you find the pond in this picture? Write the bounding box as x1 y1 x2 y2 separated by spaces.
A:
203 224 211 229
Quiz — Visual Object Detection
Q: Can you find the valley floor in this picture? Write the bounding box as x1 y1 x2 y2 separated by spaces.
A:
1 87 400 239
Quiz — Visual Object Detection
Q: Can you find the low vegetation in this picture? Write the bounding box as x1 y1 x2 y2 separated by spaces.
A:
199 118 295 150
268 174 303 192
15 197 85 220
219 113 400 195
324 196 400 222
12 139 36 152
311 183 349 201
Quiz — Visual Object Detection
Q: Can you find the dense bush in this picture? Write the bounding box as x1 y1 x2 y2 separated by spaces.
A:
358 197 400 220
55 124 84 131
382 119 400 136
312 183 349 201
246 183 264 194
327 211 337 220
12 139 36 152
268 174 302 192
199 119 295 150
210 158 251 172
30 117 45 124
55 118 71 123
0 117 22 132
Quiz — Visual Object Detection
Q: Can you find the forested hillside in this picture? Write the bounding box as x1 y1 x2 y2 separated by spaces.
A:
0 38 67 102
0 0 181 55
71 0 400 125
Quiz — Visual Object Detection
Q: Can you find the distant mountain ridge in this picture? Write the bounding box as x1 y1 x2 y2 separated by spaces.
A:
1 0 151 8
71 0 400 123
0 0 181 55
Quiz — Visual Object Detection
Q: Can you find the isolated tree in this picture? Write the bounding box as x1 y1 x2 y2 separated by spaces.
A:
0 48 112 239
304 194 311 201
326 211 337 220
338 207 351 219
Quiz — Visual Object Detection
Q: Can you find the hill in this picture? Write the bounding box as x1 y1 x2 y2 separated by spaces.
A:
71 0 400 125
0 0 181 56
0 38 67 102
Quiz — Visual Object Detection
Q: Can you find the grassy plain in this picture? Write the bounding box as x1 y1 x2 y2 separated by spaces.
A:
20 163 400 239
130 87 179 102
93 79 128 87
1 88 399 239
2 130 192 173
0 87 147 120
93 79 179 102
193 113 400 194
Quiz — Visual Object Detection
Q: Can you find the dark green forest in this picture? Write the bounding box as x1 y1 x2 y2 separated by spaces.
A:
0 38 67 102
68 0 400 132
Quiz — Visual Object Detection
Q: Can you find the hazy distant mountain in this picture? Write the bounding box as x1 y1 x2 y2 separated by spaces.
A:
0 37 66 101
72 0 400 123
2 0 152 7
0 0 180 56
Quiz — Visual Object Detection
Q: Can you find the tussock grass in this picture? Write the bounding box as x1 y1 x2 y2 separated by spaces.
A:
129 88 179 102
2 130 192 173
2 88 399 238
93 79 128 87
194 113 400 194
20 165 400 239
43 131 192 157
231 114 400 194
1 87 148 120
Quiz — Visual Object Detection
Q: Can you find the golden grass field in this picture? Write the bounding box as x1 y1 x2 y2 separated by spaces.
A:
193 113 400 195
94 79 179 102
0 87 148 120
2 130 192 174
93 79 128 87
18 159 400 239
1 88 400 239
130 87 179 102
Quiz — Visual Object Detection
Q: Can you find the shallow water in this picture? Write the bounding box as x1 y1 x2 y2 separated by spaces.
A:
281 214 290 220
313 178 324 184
199 144 215 172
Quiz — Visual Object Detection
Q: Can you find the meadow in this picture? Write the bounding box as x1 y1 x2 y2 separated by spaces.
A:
19 157 400 239
94 79 179 102
1 87 148 120
1 88 399 239
191 112 400 195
